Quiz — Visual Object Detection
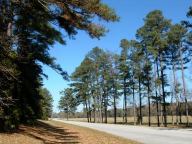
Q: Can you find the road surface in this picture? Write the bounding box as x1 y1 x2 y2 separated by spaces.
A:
53 119 192 144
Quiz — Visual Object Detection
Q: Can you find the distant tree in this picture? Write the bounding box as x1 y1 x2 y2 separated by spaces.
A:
71 57 96 122
71 48 121 124
59 88 77 120
39 88 53 120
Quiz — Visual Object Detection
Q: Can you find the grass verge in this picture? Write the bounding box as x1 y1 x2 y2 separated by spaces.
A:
0 120 139 144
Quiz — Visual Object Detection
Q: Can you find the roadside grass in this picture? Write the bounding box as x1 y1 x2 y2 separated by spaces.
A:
66 116 192 127
0 120 139 144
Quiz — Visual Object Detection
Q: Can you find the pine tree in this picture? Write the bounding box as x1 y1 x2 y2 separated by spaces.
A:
110 54 121 124
167 24 188 125
119 39 130 124
71 57 95 122
86 47 106 122
59 88 77 120
129 40 144 125
136 10 171 127
39 87 53 120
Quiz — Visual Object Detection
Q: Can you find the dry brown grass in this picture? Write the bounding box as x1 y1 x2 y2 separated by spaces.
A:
68 115 192 126
0 120 139 144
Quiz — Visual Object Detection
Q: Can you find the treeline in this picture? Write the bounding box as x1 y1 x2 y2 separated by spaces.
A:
57 102 192 123
59 8 192 127
0 0 118 131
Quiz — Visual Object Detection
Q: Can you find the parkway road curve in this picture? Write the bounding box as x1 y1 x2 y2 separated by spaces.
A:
52 119 192 144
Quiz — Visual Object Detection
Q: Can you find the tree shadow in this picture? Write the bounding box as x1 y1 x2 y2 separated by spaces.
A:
19 121 80 144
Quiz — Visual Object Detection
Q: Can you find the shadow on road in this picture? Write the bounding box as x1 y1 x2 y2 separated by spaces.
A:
19 121 79 144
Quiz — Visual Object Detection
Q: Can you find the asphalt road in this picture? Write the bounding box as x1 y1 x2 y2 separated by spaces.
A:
53 119 192 144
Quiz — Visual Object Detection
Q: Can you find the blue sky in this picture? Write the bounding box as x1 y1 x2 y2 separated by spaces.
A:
42 0 192 112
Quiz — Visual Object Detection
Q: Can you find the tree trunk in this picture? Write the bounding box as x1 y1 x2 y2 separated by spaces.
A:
114 86 117 124
96 69 101 123
66 109 69 121
133 83 136 125
88 98 92 122
124 78 128 124
156 59 163 126
101 95 104 123
93 103 96 123
99 93 102 123
179 100 182 124
85 101 89 123
7 22 12 36
147 80 151 127
104 102 107 123
176 99 179 125
160 55 167 127
146 62 151 127
139 76 142 125
155 61 160 127
0 118 4 131
161 104 163 125
93 91 96 123
122 97 125 123
102 86 108 124
171 92 174 125
179 45 189 126
172 62 177 125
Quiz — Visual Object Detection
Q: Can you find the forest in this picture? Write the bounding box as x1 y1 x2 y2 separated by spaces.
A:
0 0 118 131
58 8 192 127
